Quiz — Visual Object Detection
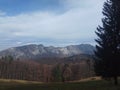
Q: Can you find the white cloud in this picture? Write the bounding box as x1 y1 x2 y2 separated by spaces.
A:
0 0 105 50
16 41 23 45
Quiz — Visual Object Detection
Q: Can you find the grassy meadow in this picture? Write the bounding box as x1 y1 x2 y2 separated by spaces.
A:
0 78 120 90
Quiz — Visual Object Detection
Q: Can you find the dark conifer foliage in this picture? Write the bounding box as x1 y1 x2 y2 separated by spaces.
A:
95 0 120 85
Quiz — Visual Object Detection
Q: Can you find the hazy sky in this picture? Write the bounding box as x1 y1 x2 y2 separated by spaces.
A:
0 0 105 50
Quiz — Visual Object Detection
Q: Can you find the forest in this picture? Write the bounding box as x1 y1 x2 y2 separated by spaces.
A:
0 55 94 82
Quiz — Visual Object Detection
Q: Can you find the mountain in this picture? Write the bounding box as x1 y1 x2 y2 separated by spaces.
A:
0 44 95 60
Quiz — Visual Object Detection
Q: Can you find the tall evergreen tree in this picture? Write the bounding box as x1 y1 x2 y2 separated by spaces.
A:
94 0 120 85
52 65 62 82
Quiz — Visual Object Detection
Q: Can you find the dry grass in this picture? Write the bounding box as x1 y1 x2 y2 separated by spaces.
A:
0 79 43 84
68 76 102 83
0 77 101 84
0 77 119 90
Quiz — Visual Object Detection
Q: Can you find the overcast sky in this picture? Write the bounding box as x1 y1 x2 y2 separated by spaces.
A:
0 0 105 50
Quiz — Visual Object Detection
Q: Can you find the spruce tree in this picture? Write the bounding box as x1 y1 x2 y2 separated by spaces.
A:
52 65 62 82
94 0 120 85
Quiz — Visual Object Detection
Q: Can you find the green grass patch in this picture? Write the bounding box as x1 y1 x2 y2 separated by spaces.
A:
0 79 120 90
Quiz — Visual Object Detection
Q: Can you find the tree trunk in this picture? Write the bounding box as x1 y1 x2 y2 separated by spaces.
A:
114 76 118 85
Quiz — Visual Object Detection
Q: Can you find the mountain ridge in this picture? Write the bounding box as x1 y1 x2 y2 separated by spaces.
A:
0 44 95 60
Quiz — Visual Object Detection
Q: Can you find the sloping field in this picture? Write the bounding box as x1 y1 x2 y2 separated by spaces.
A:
0 78 119 90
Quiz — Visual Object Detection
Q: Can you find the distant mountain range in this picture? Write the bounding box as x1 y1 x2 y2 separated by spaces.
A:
0 44 95 60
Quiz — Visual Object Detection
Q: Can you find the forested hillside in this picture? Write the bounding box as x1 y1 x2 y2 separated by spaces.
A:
0 55 94 82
